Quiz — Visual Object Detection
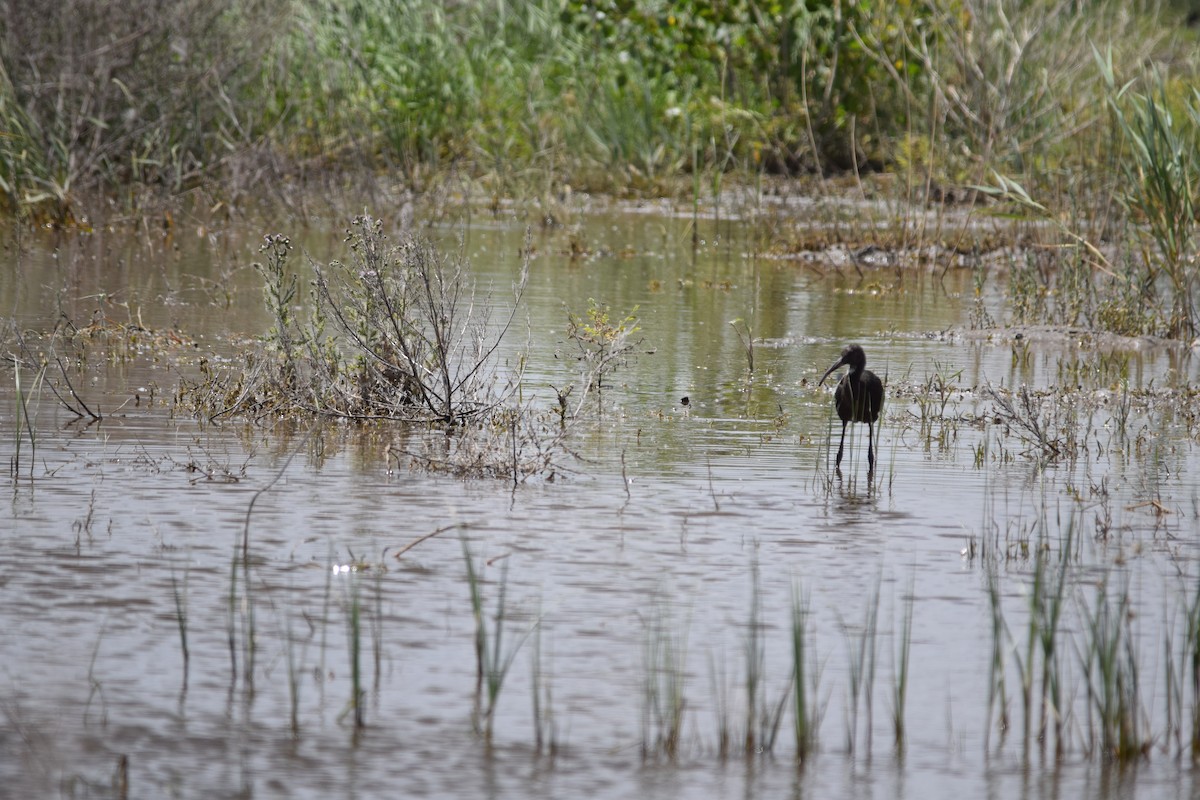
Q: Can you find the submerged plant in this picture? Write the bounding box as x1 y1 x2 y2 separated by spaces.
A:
170 562 190 691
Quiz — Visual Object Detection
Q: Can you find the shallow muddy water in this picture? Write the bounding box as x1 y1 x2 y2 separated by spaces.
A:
3 202 1200 798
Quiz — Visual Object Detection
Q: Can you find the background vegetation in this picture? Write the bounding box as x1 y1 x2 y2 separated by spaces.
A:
0 0 1193 212
3 0 1200 335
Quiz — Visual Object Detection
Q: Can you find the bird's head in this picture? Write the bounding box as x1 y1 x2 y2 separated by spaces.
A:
819 344 866 385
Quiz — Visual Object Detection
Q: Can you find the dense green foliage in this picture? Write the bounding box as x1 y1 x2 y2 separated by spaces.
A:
0 0 1192 220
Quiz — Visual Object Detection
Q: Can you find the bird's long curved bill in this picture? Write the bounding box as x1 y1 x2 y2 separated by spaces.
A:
819 358 845 386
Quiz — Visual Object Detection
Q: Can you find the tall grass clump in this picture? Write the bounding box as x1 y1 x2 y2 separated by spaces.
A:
840 579 880 755
914 1 1136 178
641 603 689 761
1079 578 1149 761
741 562 790 756
2 0 1196 222
1099 56 1200 339
982 517 1072 757
1030 540 1069 759
982 31 1200 342
276 0 484 180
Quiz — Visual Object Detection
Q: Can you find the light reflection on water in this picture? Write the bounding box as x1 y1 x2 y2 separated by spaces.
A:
1 209 1199 798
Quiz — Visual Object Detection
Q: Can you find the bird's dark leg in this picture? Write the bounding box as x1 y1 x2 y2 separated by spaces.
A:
867 421 875 471
836 420 848 468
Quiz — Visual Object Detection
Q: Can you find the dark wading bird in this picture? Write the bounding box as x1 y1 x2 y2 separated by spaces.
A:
819 344 884 471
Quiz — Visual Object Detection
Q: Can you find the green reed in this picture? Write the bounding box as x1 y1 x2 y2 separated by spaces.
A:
791 583 819 761
530 604 556 756
841 578 881 756
742 561 789 757
892 576 914 754
1099 51 1200 339
985 564 1010 751
343 571 365 730
463 541 525 743
1031 532 1070 759
1079 577 1148 761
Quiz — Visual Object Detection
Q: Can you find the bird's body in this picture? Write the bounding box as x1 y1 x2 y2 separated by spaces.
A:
819 345 884 471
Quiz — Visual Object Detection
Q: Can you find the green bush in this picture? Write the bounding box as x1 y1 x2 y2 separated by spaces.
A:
0 0 1195 219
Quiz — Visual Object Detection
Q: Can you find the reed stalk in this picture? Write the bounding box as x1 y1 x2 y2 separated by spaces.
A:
791 583 818 761
463 540 525 743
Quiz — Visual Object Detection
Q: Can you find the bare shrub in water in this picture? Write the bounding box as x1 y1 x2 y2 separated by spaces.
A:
191 215 527 423
311 216 529 425
182 215 579 481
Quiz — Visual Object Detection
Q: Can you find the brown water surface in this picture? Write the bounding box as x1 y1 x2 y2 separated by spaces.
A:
3 205 1199 798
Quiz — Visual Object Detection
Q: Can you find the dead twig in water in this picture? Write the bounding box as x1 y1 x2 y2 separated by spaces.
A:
53 356 101 421
388 523 466 561
986 384 1063 460
1126 500 1171 517
620 448 632 513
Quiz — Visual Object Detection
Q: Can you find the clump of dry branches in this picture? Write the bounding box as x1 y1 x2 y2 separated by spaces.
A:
180 214 576 482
